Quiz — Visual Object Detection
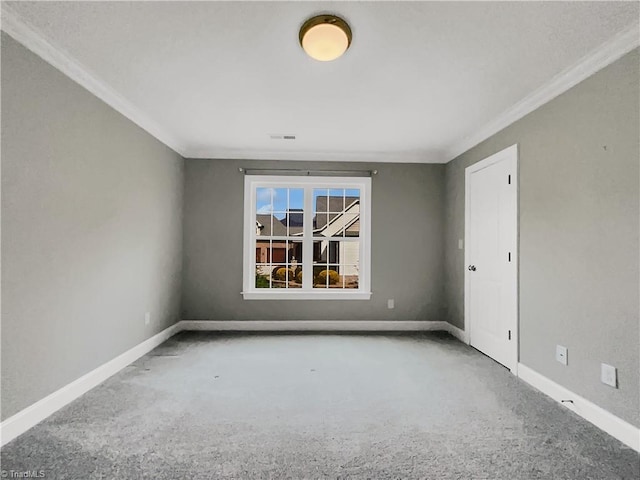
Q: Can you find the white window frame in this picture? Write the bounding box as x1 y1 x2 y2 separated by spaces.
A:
242 175 372 300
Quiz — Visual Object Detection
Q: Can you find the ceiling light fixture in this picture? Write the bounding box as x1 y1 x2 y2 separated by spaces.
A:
299 14 352 62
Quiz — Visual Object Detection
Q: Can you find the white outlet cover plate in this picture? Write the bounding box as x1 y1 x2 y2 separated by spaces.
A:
601 363 617 388
387 299 394 309
555 345 568 365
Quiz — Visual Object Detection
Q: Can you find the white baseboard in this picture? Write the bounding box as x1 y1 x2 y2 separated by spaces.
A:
178 320 452 332
518 363 639 452
444 323 469 344
0 323 181 447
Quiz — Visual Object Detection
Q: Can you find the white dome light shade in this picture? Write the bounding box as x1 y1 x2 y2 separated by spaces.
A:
302 24 348 61
299 15 352 62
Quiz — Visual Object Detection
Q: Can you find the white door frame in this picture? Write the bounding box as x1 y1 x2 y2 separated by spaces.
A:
464 144 519 375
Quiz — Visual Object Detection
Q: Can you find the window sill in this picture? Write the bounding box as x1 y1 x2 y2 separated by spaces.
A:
242 291 372 300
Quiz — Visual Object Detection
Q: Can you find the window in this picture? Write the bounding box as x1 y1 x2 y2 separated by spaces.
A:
243 175 371 300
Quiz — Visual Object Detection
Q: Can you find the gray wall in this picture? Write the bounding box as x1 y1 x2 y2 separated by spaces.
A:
443 49 639 426
182 159 445 321
1 34 184 420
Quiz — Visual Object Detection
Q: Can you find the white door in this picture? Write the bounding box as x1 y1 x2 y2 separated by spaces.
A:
465 145 518 372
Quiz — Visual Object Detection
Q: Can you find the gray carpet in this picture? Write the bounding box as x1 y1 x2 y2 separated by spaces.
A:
2 332 638 479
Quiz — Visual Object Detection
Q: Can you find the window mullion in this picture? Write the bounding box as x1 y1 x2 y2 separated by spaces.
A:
302 185 314 290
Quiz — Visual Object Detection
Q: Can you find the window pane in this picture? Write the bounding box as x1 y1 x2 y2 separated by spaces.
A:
313 212 330 236
313 266 340 288
345 217 360 237
256 187 275 214
313 240 359 265
270 264 293 288
286 211 304 236
345 192 360 210
289 269 302 288
271 188 288 213
328 189 345 212
255 265 271 288
338 241 360 267
286 189 304 236
312 240 323 263
287 240 303 288
288 188 304 211
256 214 287 237
287 241 303 266
270 242 287 263
312 240 333 263
313 189 330 236
255 240 292 264
310 265 358 289
329 213 358 238
255 240 271 263
341 266 359 289
346 189 360 201
278 264 300 288
314 189 329 213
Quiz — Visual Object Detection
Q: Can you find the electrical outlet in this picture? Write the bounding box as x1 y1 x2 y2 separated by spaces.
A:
458 239 464 250
144 312 151 325
601 363 617 388
387 299 394 309
556 345 568 365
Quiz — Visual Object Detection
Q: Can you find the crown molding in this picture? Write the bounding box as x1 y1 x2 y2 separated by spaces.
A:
0 5 188 157
182 147 447 164
445 21 640 162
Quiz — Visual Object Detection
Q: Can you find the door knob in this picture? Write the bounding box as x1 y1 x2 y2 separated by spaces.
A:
468 265 476 271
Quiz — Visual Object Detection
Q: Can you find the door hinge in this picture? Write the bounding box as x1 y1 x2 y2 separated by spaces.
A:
508 174 511 184
508 330 512 340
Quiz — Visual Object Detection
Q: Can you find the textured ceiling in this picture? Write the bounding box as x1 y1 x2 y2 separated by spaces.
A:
3 1 639 162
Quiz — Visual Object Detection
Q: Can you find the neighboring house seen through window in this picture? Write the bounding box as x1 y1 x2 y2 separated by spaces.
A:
243 175 371 299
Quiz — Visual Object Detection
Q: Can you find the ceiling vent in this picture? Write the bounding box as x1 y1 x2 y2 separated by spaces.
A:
270 134 296 140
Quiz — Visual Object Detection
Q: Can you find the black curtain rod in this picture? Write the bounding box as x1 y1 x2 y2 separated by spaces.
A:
239 167 377 177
